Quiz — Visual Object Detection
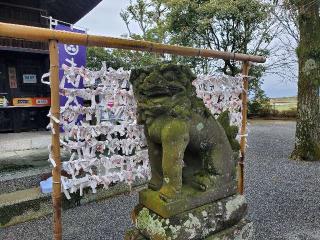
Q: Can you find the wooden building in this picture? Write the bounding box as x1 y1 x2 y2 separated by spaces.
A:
0 0 101 132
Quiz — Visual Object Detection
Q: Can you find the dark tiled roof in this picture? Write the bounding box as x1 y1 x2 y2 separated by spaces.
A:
46 0 102 23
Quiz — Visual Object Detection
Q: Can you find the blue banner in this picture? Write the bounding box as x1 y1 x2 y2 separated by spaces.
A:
55 24 86 107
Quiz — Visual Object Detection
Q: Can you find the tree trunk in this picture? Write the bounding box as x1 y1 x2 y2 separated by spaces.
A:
291 0 320 161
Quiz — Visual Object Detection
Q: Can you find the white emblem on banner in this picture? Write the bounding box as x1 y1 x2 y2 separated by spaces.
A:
64 44 79 56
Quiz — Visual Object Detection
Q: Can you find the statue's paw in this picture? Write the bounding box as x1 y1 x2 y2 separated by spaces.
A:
159 185 180 202
193 172 216 191
148 178 162 191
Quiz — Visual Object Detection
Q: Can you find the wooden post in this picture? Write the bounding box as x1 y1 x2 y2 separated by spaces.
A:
238 61 250 195
49 40 62 240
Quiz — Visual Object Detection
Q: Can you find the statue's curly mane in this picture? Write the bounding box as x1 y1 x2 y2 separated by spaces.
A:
130 63 211 121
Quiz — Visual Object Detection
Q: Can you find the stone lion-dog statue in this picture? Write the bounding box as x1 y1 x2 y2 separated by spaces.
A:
130 64 239 201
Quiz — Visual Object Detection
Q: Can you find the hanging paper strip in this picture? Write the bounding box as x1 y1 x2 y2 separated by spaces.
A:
192 74 245 142
46 63 150 199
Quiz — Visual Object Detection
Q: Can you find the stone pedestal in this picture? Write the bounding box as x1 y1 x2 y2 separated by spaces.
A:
125 194 253 240
139 180 237 218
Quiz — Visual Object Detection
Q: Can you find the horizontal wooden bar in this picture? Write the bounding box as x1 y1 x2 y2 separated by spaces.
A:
0 22 266 63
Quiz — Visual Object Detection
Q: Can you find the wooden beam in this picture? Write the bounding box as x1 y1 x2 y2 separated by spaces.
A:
49 39 62 240
0 22 266 63
0 46 49 54
238 61 250 195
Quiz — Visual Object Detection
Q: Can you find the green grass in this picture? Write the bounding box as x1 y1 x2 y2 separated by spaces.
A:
270 96 297 103
270 97 297 112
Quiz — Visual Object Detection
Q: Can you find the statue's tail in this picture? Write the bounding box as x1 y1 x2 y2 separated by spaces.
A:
217 111 240 152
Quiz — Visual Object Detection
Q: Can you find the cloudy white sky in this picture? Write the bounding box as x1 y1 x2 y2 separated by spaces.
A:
77 0 297 98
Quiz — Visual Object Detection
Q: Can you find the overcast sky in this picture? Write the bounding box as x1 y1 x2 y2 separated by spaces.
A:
77 0 297 98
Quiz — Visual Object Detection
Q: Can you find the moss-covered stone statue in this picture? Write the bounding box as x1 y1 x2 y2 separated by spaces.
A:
130 63 239 202
126 64 252 240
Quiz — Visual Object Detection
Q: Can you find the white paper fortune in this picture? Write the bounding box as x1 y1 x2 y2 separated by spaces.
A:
45 63 150 198
44 63 246 199
192 74 245 142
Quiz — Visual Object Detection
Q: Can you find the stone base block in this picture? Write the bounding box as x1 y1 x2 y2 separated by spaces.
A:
205 219 253 240
126 219 253 240
126 194 250 240
139 181 237 218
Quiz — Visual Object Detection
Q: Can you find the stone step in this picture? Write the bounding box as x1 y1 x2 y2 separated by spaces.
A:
0 166 51 194
0 148 50 172
0 148 70 194
0 131 50 152
0 181 147 228
0 187 51 227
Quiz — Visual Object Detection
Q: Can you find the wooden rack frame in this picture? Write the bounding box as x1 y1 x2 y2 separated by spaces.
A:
0 21 264 240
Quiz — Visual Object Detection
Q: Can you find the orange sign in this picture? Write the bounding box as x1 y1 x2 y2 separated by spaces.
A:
13 98 33 106
12 97 51 106
32 97 51 106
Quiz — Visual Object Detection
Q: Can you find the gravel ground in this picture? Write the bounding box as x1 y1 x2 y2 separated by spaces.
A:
1 120 320 240
0 193 138 240
246 120 320 240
